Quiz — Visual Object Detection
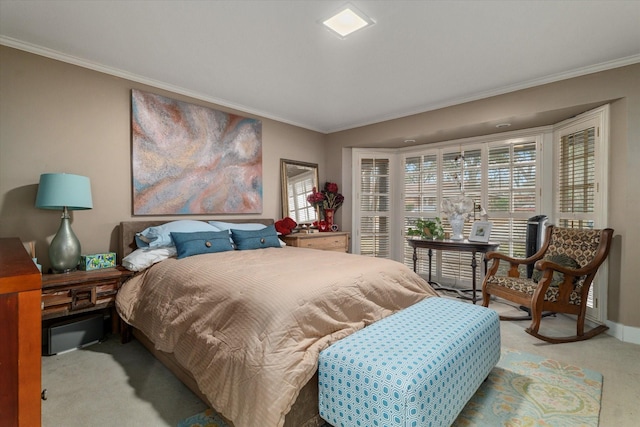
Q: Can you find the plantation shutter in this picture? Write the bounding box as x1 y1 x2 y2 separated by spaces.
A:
487 142 538 276
403 153 438 271
553 106 609 321
439 148 482 285
556 128 596 229
556 126 598 309
356 155 392 258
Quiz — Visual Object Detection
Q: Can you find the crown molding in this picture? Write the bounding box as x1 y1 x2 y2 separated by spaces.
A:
328 54 640 133
3 35 638 135
0 36 321 133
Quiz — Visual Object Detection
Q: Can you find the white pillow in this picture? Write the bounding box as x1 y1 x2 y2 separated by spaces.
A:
208 221 266 231
122 247 177 272
136 220 220 249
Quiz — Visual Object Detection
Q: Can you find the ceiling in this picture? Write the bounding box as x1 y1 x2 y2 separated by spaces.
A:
1 1 639 134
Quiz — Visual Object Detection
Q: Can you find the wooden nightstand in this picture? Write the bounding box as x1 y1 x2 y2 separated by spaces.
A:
41 266 134 333
282 231 350 252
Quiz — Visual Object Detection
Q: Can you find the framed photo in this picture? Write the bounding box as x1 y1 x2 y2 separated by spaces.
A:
469 221 493 242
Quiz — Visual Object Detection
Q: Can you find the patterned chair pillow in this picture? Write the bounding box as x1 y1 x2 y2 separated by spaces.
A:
532 253 580 287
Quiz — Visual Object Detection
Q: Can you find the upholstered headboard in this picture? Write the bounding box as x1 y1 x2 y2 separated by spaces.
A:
118 218 275 259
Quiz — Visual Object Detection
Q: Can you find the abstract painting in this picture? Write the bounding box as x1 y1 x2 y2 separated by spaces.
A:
131 89 262 215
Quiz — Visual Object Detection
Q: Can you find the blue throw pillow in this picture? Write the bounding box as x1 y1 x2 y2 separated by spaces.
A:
231 225 282 250
207 221 267 245
170 231 234 259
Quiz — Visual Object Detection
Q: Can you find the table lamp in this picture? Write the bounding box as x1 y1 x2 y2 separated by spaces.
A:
35 173 93 273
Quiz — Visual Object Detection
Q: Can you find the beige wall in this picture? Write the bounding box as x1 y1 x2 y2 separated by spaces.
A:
0 46 326 270
327 63 640 330
2 45 638 332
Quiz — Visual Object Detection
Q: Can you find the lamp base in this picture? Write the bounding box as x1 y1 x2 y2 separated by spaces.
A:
49 212 81 273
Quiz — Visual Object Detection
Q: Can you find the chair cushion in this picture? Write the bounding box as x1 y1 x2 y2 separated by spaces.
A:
486 275 582 305
531 253 580 287
546 228 602 268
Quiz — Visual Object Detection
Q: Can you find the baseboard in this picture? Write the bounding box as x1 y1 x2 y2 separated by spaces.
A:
522 313 640 346
605 321 640 345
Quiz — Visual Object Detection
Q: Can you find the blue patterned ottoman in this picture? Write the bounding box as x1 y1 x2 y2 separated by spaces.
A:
318 297 500 427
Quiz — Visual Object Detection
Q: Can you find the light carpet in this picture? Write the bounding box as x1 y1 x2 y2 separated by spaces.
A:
178 348 602 427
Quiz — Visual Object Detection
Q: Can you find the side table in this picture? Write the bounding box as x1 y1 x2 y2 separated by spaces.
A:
406 238 499 304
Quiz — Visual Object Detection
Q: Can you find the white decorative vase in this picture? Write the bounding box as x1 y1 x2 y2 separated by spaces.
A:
449 215 465 241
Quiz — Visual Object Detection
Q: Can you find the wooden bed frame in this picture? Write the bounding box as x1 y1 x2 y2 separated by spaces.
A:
118 219 323 427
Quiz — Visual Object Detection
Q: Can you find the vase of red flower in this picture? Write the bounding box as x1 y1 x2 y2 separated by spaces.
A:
307 182 344 231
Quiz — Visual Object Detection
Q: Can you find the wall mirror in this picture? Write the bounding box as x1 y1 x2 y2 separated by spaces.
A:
281 159 319 224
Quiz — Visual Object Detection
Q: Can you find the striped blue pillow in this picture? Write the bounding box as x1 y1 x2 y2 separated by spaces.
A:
230 225 281 250
170 230 233 259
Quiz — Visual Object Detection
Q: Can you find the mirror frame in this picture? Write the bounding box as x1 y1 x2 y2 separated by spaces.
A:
280 159 319 224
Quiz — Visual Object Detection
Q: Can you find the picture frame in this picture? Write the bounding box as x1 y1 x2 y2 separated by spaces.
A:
468 221 493 242
131 89 263 215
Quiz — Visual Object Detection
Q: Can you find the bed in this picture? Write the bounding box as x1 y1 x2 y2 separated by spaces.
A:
116 219 437 427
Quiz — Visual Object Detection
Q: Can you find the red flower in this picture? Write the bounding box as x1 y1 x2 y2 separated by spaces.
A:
325 182 339 193
307 182 344 211
306 187 325 206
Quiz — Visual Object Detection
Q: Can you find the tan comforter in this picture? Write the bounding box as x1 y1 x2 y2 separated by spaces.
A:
116 246 436 427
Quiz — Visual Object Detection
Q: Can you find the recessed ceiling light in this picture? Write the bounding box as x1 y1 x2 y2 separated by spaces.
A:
495 123 512 128
322 3 374 39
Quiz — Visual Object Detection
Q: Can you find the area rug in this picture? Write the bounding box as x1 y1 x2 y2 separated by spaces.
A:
453 347 602 427
177 348 602 427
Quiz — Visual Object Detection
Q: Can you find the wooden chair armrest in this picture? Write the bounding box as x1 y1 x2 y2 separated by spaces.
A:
486 251 521 264
486 251 542 278
486 251 542 266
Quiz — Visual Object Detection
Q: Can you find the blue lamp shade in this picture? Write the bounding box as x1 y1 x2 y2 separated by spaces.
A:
35 173 93 273
35 173 93 210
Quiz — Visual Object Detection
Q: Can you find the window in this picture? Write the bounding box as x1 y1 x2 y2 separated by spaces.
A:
487 140 539 276
351 106 608 321
556 128 596 228
399 140 538 285
439 148 482 285
554 105 609 320
353 153 393 258
404 152 438 272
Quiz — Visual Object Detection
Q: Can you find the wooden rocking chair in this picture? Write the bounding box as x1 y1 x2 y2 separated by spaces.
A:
481 225 614 344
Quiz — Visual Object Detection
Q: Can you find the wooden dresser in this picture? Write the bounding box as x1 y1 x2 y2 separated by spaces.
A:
282 231 350 252
0 238 42 427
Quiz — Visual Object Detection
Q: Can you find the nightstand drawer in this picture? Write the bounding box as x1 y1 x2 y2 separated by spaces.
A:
41 267 133 321
298 235 345 250
70 286 96 310
41 280 121 316
41 288 96 318
282 231 350 252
